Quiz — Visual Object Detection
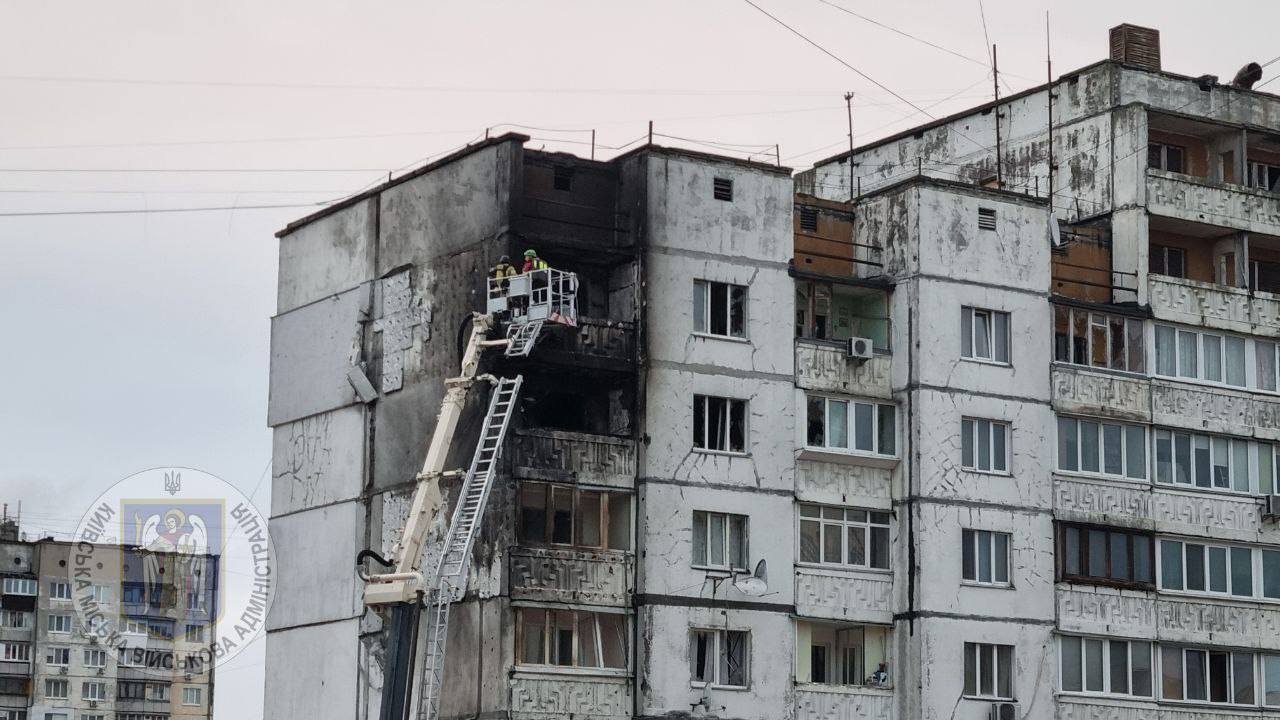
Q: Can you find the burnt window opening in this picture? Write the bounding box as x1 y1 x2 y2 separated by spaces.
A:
713 177 734 202
553 165 575 192
521 388 613 435
977 207 997 231
799 206 819 232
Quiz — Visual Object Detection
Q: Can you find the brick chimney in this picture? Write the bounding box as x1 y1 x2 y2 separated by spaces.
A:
1110 24 1161 71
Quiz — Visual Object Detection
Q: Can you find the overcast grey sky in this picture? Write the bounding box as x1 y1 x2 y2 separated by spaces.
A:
3 1 1278 717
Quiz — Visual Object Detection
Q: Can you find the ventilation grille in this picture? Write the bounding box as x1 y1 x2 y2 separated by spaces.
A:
799 206 818 232
713 177 733 201
978 207 997 231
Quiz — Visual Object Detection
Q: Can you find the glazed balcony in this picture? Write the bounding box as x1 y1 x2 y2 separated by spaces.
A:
509 672 631 720
508 546 632 607
510 428 636 490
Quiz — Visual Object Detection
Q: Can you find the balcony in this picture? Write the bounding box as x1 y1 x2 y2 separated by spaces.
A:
1149 378 1280 440
511 428 635 489
1051 364 1150 423
794 340 891 400
794 567 893 624
0 660 28 677
1053 475 1266 542
1147 168 1280 236
795 686 893 720
1057 586 1280 651
530 318 636 371
509 672 631 720
1149 274 1280 337
509 547 632 606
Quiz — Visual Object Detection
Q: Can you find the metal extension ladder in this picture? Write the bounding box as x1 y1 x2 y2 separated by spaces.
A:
416 375 523 720
504 319 545 357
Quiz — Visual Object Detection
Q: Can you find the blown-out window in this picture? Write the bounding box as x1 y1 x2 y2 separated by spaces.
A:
516 608 627 670
518 482 631 551
693 280 746 338
692 628 748 687
693 395 746 453
1053 306 1144 372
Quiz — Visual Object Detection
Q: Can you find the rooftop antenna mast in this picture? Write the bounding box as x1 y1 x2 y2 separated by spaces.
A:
1046 12 1054 209
844 91 856 200
993 44 1003 189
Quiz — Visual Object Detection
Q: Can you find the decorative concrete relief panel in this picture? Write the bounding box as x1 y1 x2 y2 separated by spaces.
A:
794 688 893 720
1054 477 1263 538
1051 366 1150 422
1148 275 1280 336
511 429 636 489
795 567 893 623
795 460 891 505
795 342 892 400
1147 170 1280 236
1057 587 1156 637
1151 381 1280 441
1055 698 1160 720
510 674 631 720
1157 598 1280 649
509 547 632 606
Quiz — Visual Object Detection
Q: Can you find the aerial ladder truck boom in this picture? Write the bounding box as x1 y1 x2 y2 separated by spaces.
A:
356 268 578 720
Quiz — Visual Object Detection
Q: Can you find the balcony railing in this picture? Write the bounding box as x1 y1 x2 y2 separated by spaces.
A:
1150 378 1280 439
795 686 893 720
1051 364 1151 422
511 428 636 489
510 672 631 720
794 340 891 400
509 546 632 606
1057 586 1280 651
1147 168 1280 235
794 567 893 624
531 317 636 369
1149 274 1280 337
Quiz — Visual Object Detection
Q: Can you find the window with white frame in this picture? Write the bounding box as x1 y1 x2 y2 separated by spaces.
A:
691 628 748 688
1056 416 1146 480
0 711 27 720
41 714 65 720
1265 654 1280 707
692 511 748 571
1158 539 1280 599
0 642 29 662
518 482 631 551
1154 325 1247 387
1258 339 1280 392
182 687 204 706
1161 646 1256 704
961 529 1010 586
798 505 890 570
961 418 1010 474
44 679 67 699
46 614 71 633
963 642 1014 699
148 683 170 701
805 395 896 457
1059 524 1155 587
693 395 746 453
693 280 746 339
1152 429 1275 493
0 610 28 628
1148 143 1185 173
2 578 35 595
90 585 110 604
961 307 1010 364
184 624 206 644
81 682 106 701
45 647 69 666
48 581 70 600
1060 636 1153 697
795 621 891 686
515 608 627 670
81 715 103 720
1053 306 1145 372
83 649 106 668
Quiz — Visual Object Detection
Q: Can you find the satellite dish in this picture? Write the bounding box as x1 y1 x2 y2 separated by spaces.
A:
732 559 769 596
1048 217 1062 247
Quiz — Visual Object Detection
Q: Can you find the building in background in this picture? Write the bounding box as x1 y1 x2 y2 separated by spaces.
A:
0 522 216 720
265 23 1280 720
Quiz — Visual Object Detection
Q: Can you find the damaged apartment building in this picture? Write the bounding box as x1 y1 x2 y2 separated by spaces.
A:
266 23 1280 720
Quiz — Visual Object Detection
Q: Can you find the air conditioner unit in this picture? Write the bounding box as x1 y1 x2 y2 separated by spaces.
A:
88 636 98 645
989 701 1018 720
184 672 193 681
1265 494 1280 519
96 667 104 676
57 666 67 675
846 336 874 362
88 700 98 709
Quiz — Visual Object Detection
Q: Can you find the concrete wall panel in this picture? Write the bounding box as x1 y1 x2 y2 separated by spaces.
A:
264 619 360 720
266 501 363 631
268 285 369 427
270 405 366 517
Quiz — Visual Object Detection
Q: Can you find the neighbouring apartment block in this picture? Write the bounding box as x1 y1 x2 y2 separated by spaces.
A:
0 528 216 720
265 24 1280 720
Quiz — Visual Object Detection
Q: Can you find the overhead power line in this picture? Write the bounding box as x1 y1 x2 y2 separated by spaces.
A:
0 202 325 218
